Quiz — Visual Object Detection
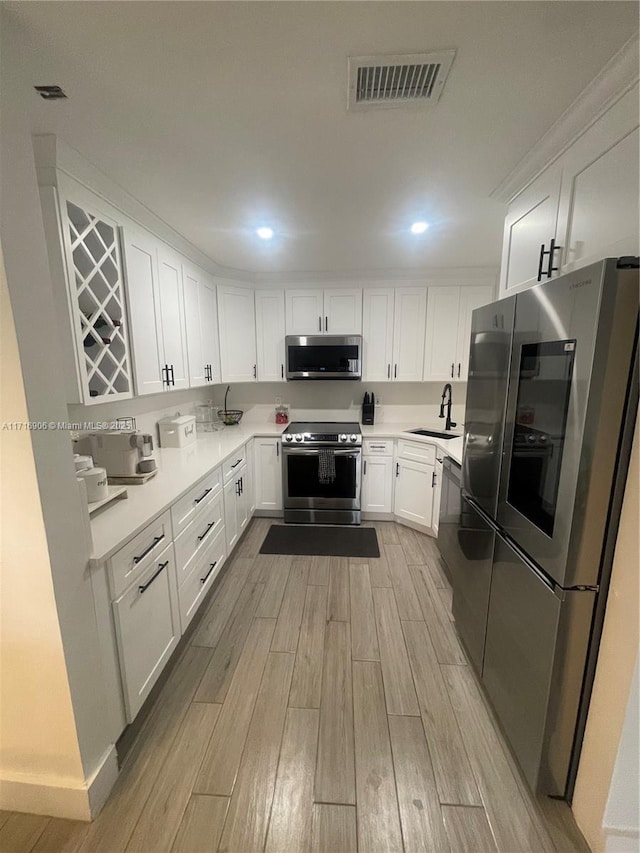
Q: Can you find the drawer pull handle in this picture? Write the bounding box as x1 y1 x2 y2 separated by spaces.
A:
230 458 242 469
194 487 212 505
138 560 168 594
369 444 386 449
197 520 217 541
132 534 165 564
201 560 218 584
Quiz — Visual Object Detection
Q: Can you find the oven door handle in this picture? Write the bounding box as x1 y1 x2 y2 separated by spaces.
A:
283 448 360 456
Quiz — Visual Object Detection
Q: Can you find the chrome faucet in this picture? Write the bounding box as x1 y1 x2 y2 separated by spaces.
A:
439 383 457 431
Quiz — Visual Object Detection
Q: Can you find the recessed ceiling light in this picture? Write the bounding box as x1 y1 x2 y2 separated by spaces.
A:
410 221 429 234
256 227 274 240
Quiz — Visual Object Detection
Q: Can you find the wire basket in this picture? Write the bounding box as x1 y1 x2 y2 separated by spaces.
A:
218 409 243 426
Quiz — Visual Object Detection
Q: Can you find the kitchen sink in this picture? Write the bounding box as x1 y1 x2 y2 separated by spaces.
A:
406 428 459 440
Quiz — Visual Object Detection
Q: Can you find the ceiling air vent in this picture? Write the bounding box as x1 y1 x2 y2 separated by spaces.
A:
347 51 455 111
34 85 67 100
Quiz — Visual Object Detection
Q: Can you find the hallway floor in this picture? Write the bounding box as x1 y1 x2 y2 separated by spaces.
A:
0 519 590 853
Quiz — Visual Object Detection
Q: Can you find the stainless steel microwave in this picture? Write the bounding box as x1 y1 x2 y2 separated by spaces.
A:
285 335 362 380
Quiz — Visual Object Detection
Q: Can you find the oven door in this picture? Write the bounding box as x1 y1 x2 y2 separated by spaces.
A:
283 446 361 509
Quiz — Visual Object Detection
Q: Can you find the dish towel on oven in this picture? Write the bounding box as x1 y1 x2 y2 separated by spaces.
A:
318 448 336 484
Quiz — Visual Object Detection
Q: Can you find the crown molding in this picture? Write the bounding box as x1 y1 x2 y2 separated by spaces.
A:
491 36 639 204
249 265 499 287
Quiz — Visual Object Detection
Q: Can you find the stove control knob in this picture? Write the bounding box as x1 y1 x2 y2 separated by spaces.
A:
339 434 347 443
350 434 358 443
295 434 303 442
284 434 293 442
526 433 536 444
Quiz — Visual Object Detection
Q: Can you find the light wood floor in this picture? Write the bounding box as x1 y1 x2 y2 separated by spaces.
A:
0 519 591 853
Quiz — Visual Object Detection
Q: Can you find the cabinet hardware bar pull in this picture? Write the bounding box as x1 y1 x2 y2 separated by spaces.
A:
239 476 243 494
162 365 168 386
133 534 165 564
457 363 461 378
318 316 322 332
194 487 212 504
387 363 391 379
197 521 216 541
230 458 242 468
236 479 241 496
138 560 168 593
432 471 436 487
537 243 546 282
363 460 367 475
394 364 397 379
396 462 400 477
253 364 257 379
370 444 385 448
169 364 175 386
276 443 280 457
547 238 562 278
281 364 284 379
451 363 454 378
201 560 218 584
325 316 328 332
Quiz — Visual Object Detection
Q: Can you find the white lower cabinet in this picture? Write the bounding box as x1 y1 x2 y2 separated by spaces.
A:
178 525 226 632
223 461 248 553
112 541 180 721
394 459 435 529
362 455 394 513
254 438 283 511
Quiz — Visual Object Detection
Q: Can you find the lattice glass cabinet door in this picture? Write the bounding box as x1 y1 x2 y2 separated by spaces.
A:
64 199 133 402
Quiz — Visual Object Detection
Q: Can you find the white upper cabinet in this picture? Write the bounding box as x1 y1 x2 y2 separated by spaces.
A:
183 262 220 387
285 289 325 334
423 287 461 382
362 288 395 381
424 285 493 382
122 227 165 396
218 283 257 382
255 289 286 382
285 288 362 335
499 165 562 294
499 82 639 294
556 87 639 274
391 287 427 382
157 248 189 390
323 289 362 334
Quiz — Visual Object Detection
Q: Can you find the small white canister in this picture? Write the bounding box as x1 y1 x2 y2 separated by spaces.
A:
74 453 94 472
77 466 109 503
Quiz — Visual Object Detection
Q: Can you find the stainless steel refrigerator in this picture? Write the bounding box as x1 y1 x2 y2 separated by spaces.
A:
456 258 638 800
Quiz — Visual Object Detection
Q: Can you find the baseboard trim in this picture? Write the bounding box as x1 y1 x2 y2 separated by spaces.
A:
0 744 118 821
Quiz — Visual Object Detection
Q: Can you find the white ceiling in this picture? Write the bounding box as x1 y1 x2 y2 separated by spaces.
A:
6 1 639 276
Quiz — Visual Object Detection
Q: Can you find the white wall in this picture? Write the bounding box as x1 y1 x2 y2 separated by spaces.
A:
0 246 87 814
68 380 466 440
603 655 639 852
0 10 116 817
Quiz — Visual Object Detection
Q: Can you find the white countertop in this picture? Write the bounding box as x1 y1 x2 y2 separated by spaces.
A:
89 424 283 563
89 420 464 563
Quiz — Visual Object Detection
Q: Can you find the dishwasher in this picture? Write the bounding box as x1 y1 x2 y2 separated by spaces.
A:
438 457 495 674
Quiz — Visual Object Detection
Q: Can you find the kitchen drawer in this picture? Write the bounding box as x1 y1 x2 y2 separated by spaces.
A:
223 447 247 483
171 467 222 536
397 439 436 466
108 510 172 599
112 541 180 721
174 491 224 585
178 525 226 632
363 439 393 456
